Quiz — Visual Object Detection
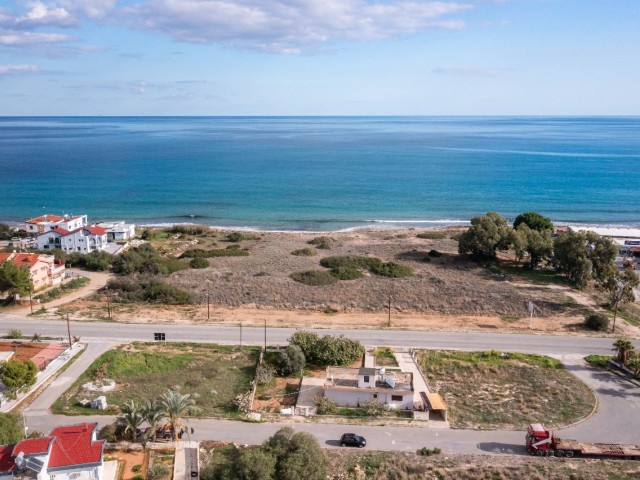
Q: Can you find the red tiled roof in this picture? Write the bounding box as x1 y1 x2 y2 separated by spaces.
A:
85 225 106 235
50 226 71 236
0 445 15 473
48 424 104 468
13 437 54 456
0 253 50 269
0 253 12 263
26 215 65 224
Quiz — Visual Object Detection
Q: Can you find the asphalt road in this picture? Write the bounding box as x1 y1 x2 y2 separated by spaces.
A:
1 315 634 356
3 316 639 454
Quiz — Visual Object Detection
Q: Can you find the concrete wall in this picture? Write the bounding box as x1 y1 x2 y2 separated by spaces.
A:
325 389 413 410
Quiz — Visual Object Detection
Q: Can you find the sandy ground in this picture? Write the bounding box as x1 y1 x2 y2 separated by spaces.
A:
19 228 640 338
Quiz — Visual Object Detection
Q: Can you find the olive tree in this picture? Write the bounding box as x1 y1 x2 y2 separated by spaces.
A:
458 212 511 258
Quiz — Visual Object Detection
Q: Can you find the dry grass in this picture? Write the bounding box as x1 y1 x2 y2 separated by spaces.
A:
417 350 595 429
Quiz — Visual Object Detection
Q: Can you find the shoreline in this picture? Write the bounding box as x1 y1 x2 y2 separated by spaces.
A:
4 217 640 235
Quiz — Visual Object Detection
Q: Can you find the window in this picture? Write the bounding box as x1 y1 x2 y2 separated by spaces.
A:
373 394 377 399
391 395 403 402
363 375 369 383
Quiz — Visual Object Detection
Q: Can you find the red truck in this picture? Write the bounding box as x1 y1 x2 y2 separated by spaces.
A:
526 423 640 459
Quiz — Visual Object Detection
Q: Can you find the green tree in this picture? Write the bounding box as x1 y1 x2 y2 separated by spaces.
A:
0 412 24 444
235 449 276 480
278 345 306 376
513 212 554 234
120 400 144 441
159 389 198 440
612 338 636 366
518 223 553 269
141 399 165 443
553 231 617 289
276 432 327 480
627 356 640 377
0 260 32 302
0 359 37 398
603 268 639 332
458 212 511 258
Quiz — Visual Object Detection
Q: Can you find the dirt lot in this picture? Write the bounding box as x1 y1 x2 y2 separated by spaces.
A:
329 450 640 480
105 449 146 480
49 228 640 337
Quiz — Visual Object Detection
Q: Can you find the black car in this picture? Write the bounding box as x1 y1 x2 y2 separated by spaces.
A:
340 433 366 448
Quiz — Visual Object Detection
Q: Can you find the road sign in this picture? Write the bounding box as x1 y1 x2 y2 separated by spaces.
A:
154 332 166 341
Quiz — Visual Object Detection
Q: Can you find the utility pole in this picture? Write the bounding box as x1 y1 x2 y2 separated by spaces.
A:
387 294 392 327
264 319 267 350
66 313 72 346
240 322 243 350
29 285 33 315
207 291 210 320
106 287 111 319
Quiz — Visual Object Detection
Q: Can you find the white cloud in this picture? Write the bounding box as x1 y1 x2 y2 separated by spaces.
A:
0 30 69 45
15 1 77 28
122 0 472 52
58 0 117 18
0 63 39 74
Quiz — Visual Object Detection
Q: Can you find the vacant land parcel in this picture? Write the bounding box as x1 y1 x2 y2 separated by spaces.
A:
417 350 595 429
53 342 259 416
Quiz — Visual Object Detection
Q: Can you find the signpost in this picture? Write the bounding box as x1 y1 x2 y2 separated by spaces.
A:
154 332 166 343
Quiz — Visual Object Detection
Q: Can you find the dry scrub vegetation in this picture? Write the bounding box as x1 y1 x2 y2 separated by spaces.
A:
330 451 640 480
164 228 586 318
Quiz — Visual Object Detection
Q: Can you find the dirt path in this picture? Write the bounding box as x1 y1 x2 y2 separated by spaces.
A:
10 269 112 315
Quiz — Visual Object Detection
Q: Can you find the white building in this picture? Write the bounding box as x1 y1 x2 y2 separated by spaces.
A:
37 225 108 254
25 214 88 235
97 221 136 241
322 367 414 410
0 423 105 480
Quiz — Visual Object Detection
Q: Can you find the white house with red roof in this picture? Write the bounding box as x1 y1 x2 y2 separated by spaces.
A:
0 423 105 480
0 253 65 291
36 226 108 255
25 215 88 235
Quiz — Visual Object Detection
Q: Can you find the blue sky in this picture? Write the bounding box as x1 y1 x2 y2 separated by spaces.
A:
0 0 638 115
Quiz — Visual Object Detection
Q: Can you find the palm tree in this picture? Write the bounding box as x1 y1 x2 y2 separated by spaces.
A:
612 338 636 366
141 399 165 442
120 400 144 441
159 389 198 441
627 356 640 378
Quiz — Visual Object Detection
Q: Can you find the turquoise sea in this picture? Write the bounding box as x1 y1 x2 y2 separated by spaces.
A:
1 116 639 231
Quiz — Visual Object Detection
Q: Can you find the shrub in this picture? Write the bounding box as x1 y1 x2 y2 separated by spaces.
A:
289 331 364 366
6 329 22 339
278 345 306 376
234 449 277 480
361 398 389 416
417 447 441 456
307 236 334 250
417 232 446 240
255 364 276 385
584 313 610 331
291 248 317 257
112 244 188 275
148 463 170 480
289 270 338 286
330 266 363 280
320 255 380 270
132 465 142 473
313 394 337 415
170 224 210 235
97 421 127 442
450 232 463 241
180 246 249 258
131 476 144 480
224 232 255 242
107 276 194 304
370 262 414 278
189 257 209 269
67 251 112 271
0 413 23 444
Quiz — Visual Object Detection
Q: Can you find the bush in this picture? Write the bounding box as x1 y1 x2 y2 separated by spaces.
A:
291 248 317 257
289 331 364 366
585 313 610 331
148 463 170 480
132 465 142 473
307 236 334 250
0 413 23 444
255 364 276 385
224 232 255 242
6 329 22 339
131 476 144 480
313 394 337 415
180 246 249 258
112 244 188 275
450 232 463 241
234 449 277 480
67 251 112 271
361 398 389 416
417 447 441 456
289 270 338 286
369 262 414 278
320 255 380 270
170 224 210 235
97 421 127 442
330 266 363 280
189 257 209 269
278 345 306 376
107 276 194 304
428 249 442 257
417 232 446 240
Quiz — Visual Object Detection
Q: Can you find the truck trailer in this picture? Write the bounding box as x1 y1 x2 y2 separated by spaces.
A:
526 423 640 459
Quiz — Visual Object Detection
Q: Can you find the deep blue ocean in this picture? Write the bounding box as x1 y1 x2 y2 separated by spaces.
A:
1 116 639 231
